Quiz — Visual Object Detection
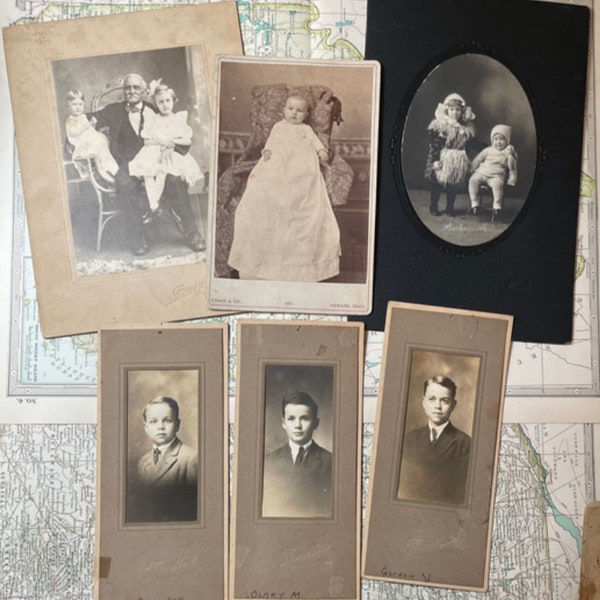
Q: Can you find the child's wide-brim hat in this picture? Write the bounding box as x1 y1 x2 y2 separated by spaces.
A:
491 124 511 144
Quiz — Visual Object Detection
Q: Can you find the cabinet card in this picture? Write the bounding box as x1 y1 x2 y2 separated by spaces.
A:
208 56 380 316
363 302 513 591
231 320 364 600
3 3 242 337
96 325 227 600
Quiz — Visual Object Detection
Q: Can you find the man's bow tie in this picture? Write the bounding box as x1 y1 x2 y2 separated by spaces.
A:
126 103 142 113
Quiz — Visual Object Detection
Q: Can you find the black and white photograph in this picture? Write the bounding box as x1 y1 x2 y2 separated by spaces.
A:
125 368 200 525
261 364 334 519
208 56 380 315
4 4 243 337
53 46 209 275
400 53 536 247
396 350 478 506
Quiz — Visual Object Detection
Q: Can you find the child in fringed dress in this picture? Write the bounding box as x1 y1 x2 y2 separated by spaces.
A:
424 93 476 217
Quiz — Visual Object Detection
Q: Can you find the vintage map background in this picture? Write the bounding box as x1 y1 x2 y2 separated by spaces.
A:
0 1 598 599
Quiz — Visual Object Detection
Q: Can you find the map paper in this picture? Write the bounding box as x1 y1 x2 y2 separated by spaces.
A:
0 1 597 599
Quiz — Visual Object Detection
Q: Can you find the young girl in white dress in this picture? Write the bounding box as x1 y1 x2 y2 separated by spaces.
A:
65 89 118 182
228 94 341 281
129 82 203 213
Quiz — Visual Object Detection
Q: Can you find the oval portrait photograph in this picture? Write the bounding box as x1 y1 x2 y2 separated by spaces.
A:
400 53 536 247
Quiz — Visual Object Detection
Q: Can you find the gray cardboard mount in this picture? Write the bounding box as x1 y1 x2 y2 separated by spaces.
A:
96 325 228 600
231 320 364 600
362 302 513 591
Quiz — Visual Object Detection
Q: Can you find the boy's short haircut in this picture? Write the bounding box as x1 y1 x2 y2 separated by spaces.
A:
423 375 457 399
143 396 180 421
281 391 319 419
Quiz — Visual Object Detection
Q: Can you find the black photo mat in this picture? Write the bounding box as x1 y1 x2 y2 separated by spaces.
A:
354 0 590 343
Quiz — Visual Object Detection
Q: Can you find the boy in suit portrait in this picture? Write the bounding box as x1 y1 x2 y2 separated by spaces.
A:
397 375 471 506
127 395 198 523
262 391 332 518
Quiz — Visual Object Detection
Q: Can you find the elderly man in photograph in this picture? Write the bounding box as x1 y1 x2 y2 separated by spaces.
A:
397 375 471 505
91 73 204 255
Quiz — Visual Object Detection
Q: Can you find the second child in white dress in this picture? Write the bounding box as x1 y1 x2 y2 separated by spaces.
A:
65 89 119 182
228 94 341 281
129 83 203 215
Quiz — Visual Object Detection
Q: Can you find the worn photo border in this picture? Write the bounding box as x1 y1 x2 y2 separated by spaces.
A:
362 302 513 591
3 3 243 337
231 320 363 600
207 55 380 316
96 324 228 600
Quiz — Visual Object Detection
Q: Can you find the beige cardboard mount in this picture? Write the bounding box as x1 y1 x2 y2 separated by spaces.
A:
3 3 242 337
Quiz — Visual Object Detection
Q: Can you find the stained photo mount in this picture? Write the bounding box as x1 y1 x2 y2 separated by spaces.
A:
96 324 228 600
231 320 364 600
3 3 243 337
362 302 513 591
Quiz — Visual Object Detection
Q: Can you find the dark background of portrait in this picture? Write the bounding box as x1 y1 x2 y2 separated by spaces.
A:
263 364 334 455
126 368 200 483
51 46 211 174
403 350 479 436
401 53 536 200
219 60 374 139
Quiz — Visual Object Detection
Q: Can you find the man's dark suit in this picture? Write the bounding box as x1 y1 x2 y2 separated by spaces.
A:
397 422 471 505
262 441 332 518
92 101 200 252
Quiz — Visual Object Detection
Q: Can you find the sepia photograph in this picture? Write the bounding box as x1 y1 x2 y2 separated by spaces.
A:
231 320 363 600
97 324 227 600
53 46 210 275
208 56 380 315
3 4 243 337
362 302 512 591
396 351 479 506
261 364 334 519
400 53 536 247
125 368 200 524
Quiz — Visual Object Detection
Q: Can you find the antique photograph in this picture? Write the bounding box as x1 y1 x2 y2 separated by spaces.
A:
362 302 512 591
53 46 210 274
125 368 200 524
261 364 334 519
208 56 380 315
97 324 227 600
396 351 479 506
231 320 363 600
400 53 536 247
3 4 243 337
